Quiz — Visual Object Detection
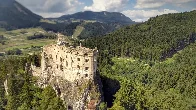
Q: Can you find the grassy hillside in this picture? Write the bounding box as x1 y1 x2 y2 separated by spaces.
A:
0 28 55 54
72 26 84 39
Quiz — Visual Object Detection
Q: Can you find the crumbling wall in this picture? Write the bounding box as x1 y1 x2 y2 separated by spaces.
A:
40 44 98 82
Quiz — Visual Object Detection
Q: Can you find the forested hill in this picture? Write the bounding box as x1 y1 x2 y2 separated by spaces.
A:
83 10 196 109
84 10 196 62
0 0 42 30
59 11 135 24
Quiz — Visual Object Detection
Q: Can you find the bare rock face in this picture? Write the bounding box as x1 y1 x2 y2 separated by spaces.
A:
32 34 102 110
38 74 102 110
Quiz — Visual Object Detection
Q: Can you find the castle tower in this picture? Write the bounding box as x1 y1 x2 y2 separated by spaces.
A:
57 33 65 45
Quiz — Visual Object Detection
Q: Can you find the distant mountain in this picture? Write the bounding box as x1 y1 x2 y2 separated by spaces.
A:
0 0 42 30
43 11 136 38
59 11 135 24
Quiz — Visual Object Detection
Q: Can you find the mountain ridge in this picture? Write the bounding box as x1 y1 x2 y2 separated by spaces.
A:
58 11 135 24
0 0 42 30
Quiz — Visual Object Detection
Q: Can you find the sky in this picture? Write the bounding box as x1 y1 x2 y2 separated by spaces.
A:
16 0 196 22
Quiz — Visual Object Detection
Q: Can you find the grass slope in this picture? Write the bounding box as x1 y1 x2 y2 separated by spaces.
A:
0 28 55 53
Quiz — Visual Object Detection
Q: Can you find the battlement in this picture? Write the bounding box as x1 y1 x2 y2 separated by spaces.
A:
40 34 98 82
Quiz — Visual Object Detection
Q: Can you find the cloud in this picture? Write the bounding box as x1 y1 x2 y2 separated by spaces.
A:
165 0 195 4
134 0 195 9
84 0 129 12
193 8 196 10
122 9 178 22
16 0 83 17
135 0 164 9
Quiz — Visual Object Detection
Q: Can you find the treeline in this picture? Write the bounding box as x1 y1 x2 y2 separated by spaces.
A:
0 55 66 110
83 10 196 62
40 22 123 39
6 48 22 55
40 22 81 36
0 35 6 45
27 33 56 40
78 22 120 39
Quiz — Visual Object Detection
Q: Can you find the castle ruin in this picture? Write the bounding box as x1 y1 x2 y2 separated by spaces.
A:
40 34 98 82
32 34 102 110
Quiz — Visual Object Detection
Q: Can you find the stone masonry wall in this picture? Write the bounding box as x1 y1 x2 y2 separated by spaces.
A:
41 44 98 82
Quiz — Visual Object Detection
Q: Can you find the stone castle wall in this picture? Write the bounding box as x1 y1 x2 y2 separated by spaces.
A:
40 43 98 82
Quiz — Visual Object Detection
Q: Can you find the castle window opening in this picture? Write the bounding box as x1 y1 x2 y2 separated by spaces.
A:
66 55 67 58
77 65 80 69
60 64 63 71
77 58 80 61
84 53 88 56
66 61 68 67
68 105 73 110
60 57 63 62
45 57 49 61
85 59 89 62
57 65 58 69
85 74 88 77
49 54 52 58
56 55 57 60
85 67 89 71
